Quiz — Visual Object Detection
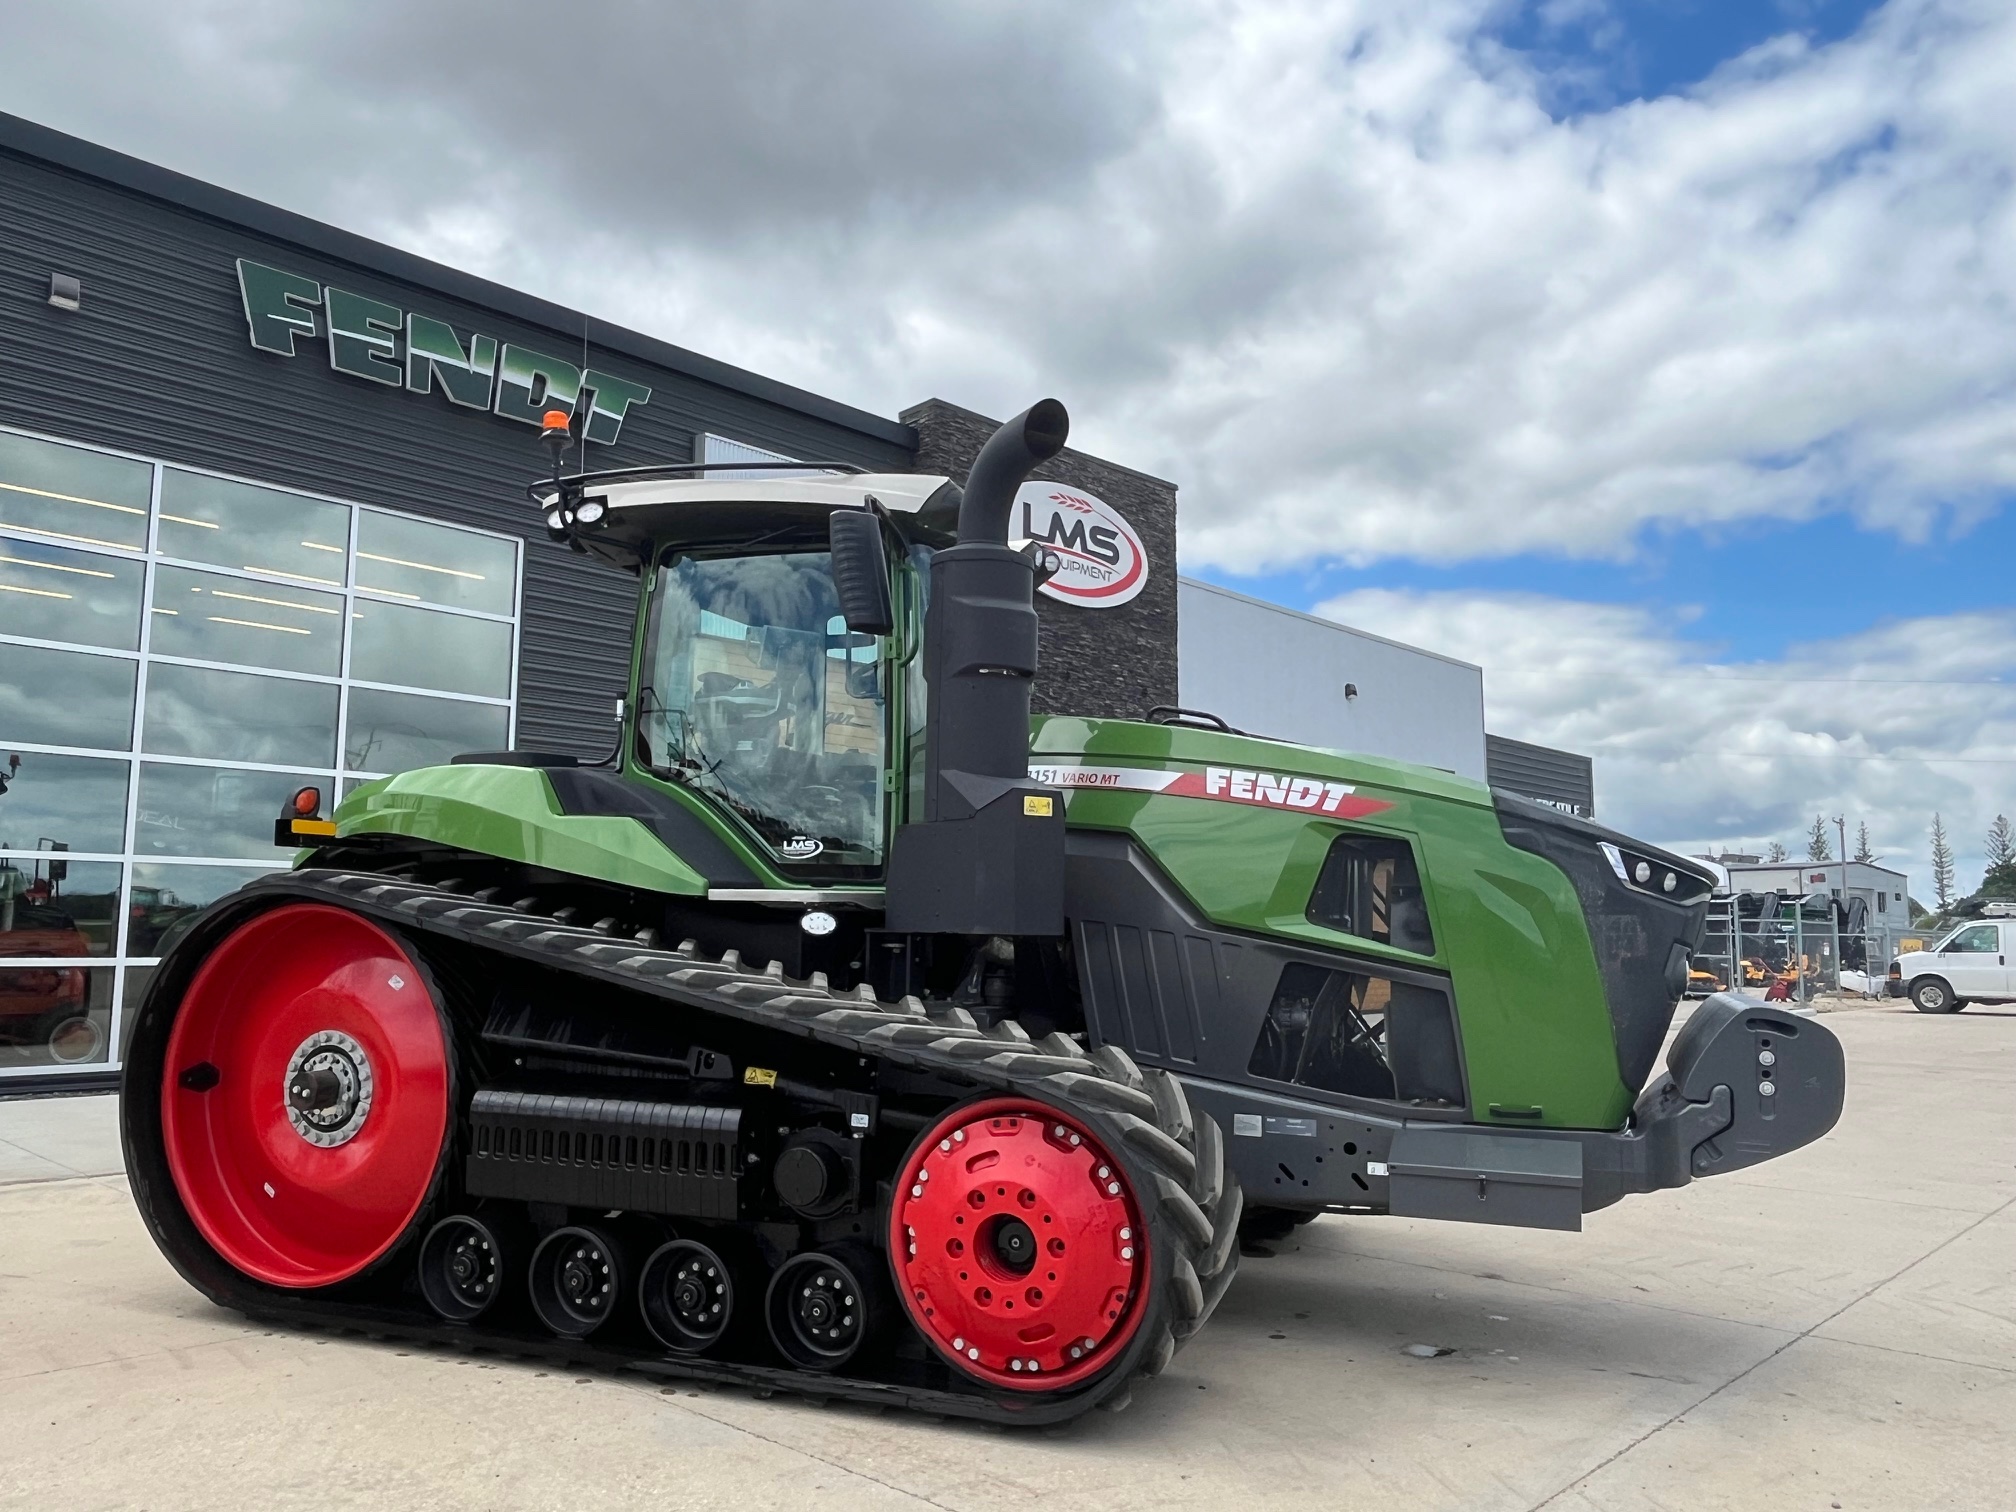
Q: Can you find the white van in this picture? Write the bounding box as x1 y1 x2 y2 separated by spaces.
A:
1889 920 2015 1012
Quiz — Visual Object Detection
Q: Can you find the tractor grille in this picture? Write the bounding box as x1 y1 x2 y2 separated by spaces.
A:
1493 792 1716 1096
465 1090 741 1218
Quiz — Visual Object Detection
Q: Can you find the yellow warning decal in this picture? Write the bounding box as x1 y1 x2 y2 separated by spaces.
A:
290 819 338 837
1023 795 1054 817
743 1067 778 1087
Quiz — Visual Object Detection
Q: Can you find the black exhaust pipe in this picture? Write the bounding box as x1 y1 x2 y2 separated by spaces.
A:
884 401 1070 936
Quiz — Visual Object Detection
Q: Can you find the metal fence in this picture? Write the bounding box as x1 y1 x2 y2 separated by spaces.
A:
1690 898 1908 1004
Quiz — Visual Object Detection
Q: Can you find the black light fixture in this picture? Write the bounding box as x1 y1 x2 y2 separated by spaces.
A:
47 273 82 311
1344 682 1359 700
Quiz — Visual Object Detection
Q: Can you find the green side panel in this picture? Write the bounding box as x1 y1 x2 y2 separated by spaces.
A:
1032 716 1632 1129
328 764 710 897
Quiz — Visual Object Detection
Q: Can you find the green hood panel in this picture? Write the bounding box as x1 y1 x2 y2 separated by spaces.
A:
332 765 710 896
1031 716 1630 1129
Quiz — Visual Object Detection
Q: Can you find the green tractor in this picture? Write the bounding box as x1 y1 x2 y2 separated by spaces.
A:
120 401 1844 1423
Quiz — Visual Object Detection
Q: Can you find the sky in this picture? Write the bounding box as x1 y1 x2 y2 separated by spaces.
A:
1 0 2009 900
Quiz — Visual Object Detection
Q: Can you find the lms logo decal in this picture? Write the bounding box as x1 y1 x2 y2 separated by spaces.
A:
1028 764 1394 819
1013 483 1147 609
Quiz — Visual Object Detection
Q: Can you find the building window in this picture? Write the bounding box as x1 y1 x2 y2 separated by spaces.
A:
0 427 521 1078
1305 832 1435 955
1877 892 1887 912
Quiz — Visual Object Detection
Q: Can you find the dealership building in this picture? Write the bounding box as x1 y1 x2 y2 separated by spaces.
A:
0 113 1586 1091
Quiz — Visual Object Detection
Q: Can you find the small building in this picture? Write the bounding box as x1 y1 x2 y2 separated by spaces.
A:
1720 858 1917 964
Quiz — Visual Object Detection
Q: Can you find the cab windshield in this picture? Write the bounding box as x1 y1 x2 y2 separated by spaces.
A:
639 548 885 869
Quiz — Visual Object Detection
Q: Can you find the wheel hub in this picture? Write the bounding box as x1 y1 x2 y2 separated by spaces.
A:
283 1030 374 1147
789 1267 856 1349
891 1100 1148 1391
442 1230 494 1303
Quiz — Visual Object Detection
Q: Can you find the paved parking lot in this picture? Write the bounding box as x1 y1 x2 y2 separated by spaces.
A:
2 1003 2009 1511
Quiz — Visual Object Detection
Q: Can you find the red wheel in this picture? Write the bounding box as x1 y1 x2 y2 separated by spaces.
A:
160 904 450 1288
890 1098 1148 1391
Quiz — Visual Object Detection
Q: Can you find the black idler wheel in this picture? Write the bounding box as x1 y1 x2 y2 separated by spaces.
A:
417 1214 515 1323
528 1225 626 1339
764 1246 882 1371
640 1238 741 1355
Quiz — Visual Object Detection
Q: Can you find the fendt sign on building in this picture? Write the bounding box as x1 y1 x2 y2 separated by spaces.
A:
1013 481 1147 609
235 259 653 443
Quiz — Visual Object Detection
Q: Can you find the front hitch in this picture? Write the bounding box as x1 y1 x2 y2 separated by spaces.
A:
1622 993 1847 1192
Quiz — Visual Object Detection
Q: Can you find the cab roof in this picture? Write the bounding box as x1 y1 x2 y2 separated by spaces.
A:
531 470 959 567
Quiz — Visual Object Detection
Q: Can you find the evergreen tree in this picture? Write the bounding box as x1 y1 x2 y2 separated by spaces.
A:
1806 815 1831 862
1853 821 1874 864
1931 813 1955 910
1988 814 2015 870
1767 840 1788 863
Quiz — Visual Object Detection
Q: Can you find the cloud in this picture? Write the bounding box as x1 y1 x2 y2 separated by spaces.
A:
2 1 2011 575
1312 586 2016 897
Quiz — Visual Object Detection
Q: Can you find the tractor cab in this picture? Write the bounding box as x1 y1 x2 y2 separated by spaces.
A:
529 466 958 877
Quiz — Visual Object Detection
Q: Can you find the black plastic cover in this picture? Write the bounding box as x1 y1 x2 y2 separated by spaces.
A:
542 766 758 886
1493 791 1713 1094
465 1090 741 1218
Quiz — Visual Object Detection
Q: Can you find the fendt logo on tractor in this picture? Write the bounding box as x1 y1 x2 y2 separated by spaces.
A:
1013 482 1147 608
1029 763 1397 818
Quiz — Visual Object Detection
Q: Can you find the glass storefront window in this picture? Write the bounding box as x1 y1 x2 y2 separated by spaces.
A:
157 470 350 584
0 857 121 957
149 563 345 676
0 752 130 855
1 428 521 1082
134 762 323 860
127 862 281 956
344 686 508 773
0 536 144 650
0 962 113 1067
0 432 151 552
143 663 339 768
350 598 513 697
0 643 137 750
355 510 516 615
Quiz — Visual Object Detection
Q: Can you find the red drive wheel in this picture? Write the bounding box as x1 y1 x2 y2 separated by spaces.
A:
160 903 450 1288
891 1098 1148 1391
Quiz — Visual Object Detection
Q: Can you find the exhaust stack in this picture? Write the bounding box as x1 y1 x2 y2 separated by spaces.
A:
884 401 1070 936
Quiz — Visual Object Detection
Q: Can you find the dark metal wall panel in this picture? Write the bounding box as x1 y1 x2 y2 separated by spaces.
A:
0 147 914 757
1485 733 1596 818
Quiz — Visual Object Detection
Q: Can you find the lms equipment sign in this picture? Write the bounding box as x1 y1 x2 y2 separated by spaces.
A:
1013 482 1147 609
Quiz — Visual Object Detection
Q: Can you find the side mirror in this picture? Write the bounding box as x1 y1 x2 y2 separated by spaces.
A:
829 508 893 636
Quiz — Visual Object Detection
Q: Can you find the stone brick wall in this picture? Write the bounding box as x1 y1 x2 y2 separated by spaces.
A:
899 398 1179 721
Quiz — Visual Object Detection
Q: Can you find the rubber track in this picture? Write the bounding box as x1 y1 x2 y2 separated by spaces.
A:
162 868 1240 1426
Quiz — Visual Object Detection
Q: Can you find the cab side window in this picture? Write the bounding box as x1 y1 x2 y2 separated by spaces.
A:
1306 834 1434 956
1948 924 2001 953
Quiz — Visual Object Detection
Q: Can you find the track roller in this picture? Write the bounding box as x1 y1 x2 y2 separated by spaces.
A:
640 1238 740 1355
528 1226 626 1339
765 1247 881 1371
417 1214 515 1323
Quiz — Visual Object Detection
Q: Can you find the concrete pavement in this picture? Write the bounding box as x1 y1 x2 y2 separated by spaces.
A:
1 1003 2009 1511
